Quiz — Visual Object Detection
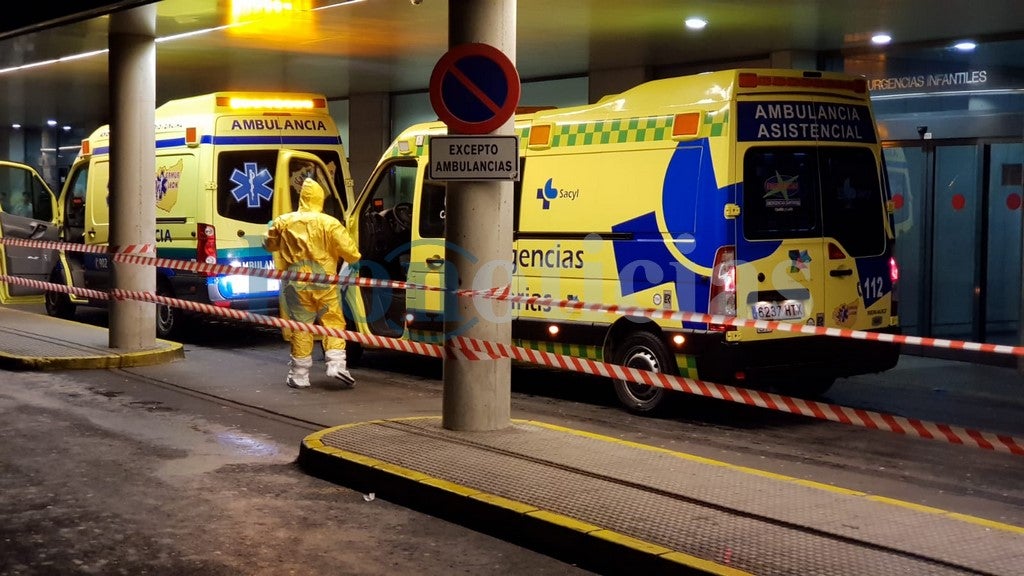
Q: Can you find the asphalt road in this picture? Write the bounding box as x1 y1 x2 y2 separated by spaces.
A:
1 366 599 576
3 309 1024 574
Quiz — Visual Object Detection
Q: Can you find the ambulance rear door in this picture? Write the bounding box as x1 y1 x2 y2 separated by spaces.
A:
735 95 888 335
735 140 827 333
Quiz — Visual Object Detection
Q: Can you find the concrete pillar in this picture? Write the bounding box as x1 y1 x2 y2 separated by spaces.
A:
108 5 157 350
770 50 818 71
589 66 650 104
347 92 390 194
441 0 515 431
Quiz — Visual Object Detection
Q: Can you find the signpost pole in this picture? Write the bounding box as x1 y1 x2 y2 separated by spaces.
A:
441 0 516 431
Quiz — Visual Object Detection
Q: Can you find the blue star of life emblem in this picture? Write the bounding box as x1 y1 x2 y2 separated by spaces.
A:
229 162 273 208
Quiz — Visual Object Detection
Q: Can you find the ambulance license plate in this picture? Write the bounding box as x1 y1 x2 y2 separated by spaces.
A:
751 300 804 321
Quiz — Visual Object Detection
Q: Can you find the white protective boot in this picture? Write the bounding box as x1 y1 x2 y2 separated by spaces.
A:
287 355 313 389
325 349 356 387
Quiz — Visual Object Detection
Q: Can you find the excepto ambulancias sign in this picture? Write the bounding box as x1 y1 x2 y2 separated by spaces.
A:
427 135 520 181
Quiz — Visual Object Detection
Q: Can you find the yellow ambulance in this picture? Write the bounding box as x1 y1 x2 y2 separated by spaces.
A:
45 91 354 338
300 68 900 415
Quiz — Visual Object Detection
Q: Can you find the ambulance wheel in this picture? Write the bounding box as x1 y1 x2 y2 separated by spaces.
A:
155 283 185 339
44 270 75 320
611 331 676 415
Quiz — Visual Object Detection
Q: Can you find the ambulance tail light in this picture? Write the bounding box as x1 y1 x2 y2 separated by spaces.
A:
827 242 847 260
708 245 737 331
197 223 218 274
79 139 92 157
185 127 199 147
889 256 900 317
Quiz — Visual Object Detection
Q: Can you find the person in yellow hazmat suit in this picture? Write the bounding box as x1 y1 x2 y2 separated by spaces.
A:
263 178 361 389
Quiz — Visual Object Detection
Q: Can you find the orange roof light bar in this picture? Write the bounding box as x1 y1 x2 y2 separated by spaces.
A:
216 96 321 110
737 72 867 94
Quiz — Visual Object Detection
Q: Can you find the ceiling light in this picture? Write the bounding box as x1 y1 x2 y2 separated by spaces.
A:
47 119 57 127
953 41 977 51
684 17 707 30
871 33 892 45
11 124 21 129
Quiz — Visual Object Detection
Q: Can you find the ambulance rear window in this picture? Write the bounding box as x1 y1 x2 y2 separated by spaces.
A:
217 151 278 224
216 149 348 224
742 146 886 256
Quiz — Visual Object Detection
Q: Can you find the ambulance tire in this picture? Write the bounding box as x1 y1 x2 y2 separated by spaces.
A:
44 269 75 320
611 331 677 415
155 282 186 339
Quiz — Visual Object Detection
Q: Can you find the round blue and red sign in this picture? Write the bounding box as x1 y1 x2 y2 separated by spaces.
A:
429 43 520 135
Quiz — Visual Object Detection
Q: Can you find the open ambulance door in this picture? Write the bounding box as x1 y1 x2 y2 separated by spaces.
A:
0 161 60 304
345 154 426 341
272 150 358 339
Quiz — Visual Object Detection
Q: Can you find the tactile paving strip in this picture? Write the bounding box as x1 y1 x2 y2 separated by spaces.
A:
317 418 1024 575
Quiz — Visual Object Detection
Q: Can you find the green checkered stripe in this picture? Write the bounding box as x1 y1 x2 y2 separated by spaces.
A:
674 354 699 379
546 116 674 148
516 340 604 361
704 109 729 137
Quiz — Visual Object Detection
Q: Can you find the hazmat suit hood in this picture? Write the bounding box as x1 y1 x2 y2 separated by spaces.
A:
298 178 325 213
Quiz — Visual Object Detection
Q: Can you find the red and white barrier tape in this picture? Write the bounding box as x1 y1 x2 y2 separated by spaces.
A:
0 236 152 255
446 336 1024 457
114 247 1024 359
5 272 1021 457
0 273 444 358
3 272 1022 456
2 236 1021 358
0 236 498 298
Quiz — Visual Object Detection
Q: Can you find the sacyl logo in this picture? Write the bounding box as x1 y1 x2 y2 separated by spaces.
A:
536 178 580 209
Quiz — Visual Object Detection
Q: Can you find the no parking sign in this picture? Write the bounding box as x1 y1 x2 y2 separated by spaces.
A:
429 43 520 135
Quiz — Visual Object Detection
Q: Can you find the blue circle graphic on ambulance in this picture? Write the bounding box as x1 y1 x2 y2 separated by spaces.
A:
610 137 780 320
230 162 273 208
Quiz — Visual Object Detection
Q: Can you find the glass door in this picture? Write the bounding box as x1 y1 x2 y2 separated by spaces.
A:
885 141 1023 345
930 145 979 340
985 143 1024 344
